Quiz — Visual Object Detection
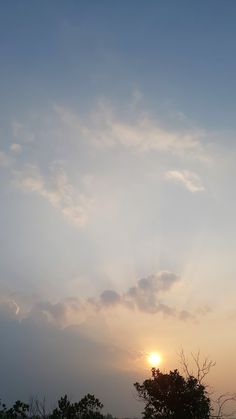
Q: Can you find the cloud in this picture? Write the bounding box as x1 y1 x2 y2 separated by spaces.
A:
95 271 189 318
125 271 180 315
55 102 206 158
179 310 194 321
13 164 93 227
165 170 205 192
0 299 20 319
10 143 22 154
100 290 121 306
1 271 191 326
24 298 92 328
137 271 179 292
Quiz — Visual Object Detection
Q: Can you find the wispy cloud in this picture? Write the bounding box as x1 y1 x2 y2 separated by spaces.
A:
13 164 93 227
2 99 210 233
165 170 205 192
55 102 206 158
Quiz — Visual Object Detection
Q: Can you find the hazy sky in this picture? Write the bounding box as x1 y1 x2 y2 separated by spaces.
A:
1 1 236 416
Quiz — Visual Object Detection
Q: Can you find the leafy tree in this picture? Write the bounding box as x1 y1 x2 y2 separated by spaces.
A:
134 368 211 419
76 394 104 418
50 395 74 418
0 400 29 418
50 393 104 419
0 400 7 417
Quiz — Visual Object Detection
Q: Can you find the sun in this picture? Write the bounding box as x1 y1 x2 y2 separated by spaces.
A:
147 352 161 367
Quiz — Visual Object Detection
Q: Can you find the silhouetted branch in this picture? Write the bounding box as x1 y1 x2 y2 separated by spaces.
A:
29 396 48 418
179 349 216 384
211 392 236 418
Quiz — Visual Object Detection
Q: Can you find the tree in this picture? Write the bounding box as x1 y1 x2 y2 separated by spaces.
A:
76 394 104 418
134 368 211 419
0 400 29 418
50 393 104 419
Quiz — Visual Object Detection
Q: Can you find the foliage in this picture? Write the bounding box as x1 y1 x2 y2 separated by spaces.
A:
134 368 211 419
0 394 104 419
50 393 104 419
0 400 29 418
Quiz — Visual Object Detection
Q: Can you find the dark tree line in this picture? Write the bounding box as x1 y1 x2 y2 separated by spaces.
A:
0 394 115 419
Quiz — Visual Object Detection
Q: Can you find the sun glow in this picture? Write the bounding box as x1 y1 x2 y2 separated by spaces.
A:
147 352 161 367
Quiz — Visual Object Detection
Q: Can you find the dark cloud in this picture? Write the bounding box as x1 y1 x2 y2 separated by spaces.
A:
137 271 179 292
125 271 180 315
98 271 181 317
0 271 191 329
100 290 121 306
179 310 194 321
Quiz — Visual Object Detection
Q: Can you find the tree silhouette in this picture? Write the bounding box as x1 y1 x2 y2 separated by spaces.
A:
76 394 103 418
134 368 211 419
50 393 104 419
0 400 29 418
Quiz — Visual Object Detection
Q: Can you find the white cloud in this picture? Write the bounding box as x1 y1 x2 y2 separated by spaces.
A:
165 170 205 192
55 102 206 158
13 164 93 227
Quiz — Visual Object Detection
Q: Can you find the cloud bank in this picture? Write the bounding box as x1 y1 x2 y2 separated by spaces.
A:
97 271 194 320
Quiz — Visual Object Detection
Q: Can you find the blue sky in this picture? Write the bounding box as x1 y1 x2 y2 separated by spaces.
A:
1 1 236 417
2 1 236 127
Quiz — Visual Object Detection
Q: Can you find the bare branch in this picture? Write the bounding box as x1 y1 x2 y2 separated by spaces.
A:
28 395 48 418
178 348 192 378
191 351 216 384
178 349 216 384
211 392 236 419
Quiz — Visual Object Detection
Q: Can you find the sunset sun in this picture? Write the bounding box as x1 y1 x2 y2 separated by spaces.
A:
147 352 161 367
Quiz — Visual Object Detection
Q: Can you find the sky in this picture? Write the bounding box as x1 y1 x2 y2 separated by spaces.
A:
1 0 236 416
